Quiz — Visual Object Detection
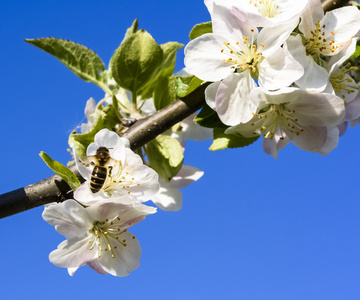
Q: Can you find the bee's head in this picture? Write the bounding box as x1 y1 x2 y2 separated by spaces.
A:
96 147 111 165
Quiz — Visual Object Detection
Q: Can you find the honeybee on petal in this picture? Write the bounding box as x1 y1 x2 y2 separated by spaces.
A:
81 146 122 193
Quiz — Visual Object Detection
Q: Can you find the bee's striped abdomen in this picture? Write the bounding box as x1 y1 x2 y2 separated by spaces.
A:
90 165 107 193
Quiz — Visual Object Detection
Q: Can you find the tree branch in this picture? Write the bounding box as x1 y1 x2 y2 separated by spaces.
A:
0 84 208 219
0 0 349 219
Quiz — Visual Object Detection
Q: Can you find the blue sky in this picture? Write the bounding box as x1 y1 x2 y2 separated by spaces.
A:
1 1 360 299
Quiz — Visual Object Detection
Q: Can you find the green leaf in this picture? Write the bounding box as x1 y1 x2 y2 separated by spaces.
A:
39 151 81 191
69 103 121 158
350 44 360 60
147 135 184 181
139 41 184 99
110 29 163 93
209 128 259 151
153 76 177 110
25 38 109 92
122 18 139 42
194 103 227 128
175 75 203 98
189 21 212 40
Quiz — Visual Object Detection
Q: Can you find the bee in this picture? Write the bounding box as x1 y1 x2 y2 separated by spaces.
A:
83 147 118 193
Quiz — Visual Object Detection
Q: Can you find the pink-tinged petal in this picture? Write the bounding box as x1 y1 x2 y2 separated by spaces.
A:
320 7 360 48
99 232 141 277
286 35 329 91
337 122 347 137
87 259 108 275
152 184 183 212
225 118 262 138
319 126 340 155
345 97 360 121
42 200 91 239
49 237 97 269
290 92 345 126
262 129 291 160
211 1 256 39
258 48 304 90
216 72 257 126
205 81 221 110
258 19 300 57
184 33 234 82
291 125 328 153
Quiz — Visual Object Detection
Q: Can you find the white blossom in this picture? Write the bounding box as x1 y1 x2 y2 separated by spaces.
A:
225 87 345 159
74 129 159 205
42 199 156 277
185 1 303 126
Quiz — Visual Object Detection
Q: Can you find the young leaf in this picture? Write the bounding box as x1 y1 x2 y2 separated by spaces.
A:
194 103 227 128
147 135 184 181
153 76 177 110
122 18 139 43
175 75 203 98
69 103 121 158
25 38 109 92
39 151 81 191
110 29 163 93
138 41 184 99
209 128 259 151
189 21 212 40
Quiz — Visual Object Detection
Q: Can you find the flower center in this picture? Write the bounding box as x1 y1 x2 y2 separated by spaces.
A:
305 21 339 62
249 0 279 18
330 63 358 101
101 162 140 196
88 218 130 259
220 30 264 76
250 104 304 139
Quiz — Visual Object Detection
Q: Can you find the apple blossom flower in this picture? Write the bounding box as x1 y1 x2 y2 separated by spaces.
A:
286 2 360 91
42 199 156 277
151 165 204 211
225 87 345 159
184 2 303 126
227 0 309 28
74 129 159 205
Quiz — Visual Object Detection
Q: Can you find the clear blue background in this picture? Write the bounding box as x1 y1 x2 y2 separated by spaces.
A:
1 1 360 299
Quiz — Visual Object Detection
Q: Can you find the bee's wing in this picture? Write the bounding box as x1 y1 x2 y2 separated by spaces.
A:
79 156 96 167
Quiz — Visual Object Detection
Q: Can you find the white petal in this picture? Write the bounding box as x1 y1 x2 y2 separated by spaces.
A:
205 81 221 110
291 125 328 153
319 126 340 155
258 19 300 57
184 33 234 82
258 48 304 90
152 185 183 212
170 165 204 189
49 237 97 269
286 35 329 91
42 200 91 239
320 7 360 48
216 72 257 126
87 260 108 275
99 232 141 277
